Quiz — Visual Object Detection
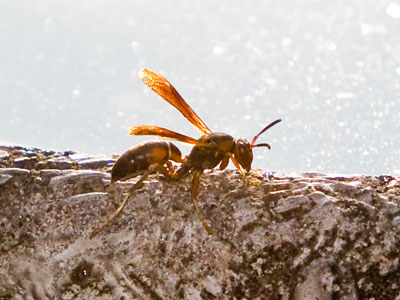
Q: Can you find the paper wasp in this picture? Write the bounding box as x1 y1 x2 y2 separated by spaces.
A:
129 69 282 233
90 69 281 237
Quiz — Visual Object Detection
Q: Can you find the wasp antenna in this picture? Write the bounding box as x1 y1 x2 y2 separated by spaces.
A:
251 119 282 146
251 143 271 149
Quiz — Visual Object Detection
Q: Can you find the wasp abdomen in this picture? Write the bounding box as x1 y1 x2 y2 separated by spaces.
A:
111 141 181 183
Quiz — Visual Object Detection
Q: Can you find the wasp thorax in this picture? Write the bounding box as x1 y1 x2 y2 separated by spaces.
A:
234 138 253 172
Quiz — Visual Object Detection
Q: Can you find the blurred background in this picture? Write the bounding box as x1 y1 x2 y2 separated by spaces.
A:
1 0 399 175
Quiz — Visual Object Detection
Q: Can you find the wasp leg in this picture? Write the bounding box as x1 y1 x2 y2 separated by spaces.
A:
191 170 212 234
90 166 156 238
230 155 245 176
219 153 230 171
165 160 174 173
173 157 191 181
158 161 177 182
230 154 248 186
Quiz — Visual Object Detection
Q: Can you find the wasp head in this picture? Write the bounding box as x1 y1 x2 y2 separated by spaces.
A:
233 119 282 173
233 138 253 172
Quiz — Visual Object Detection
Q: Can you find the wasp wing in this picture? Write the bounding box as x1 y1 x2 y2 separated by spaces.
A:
139 68 212 135
129 125 212 147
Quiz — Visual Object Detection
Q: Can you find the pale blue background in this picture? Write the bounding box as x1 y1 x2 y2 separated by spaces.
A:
1 0 400 175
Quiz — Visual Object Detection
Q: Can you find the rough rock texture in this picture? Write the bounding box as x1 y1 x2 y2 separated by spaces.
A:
0 145 400 300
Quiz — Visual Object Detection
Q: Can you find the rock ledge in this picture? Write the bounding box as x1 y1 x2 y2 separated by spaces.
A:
0 145 399 299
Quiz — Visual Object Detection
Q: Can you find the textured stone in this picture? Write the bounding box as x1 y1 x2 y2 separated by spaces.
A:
0 150 9 160
0 167 30 177
78 158 115 169
13 157 39 169
0 174 12 185
0 145 399 299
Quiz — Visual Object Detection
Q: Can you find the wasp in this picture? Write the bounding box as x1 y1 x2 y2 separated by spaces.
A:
90 140 183 237
129 69 282 233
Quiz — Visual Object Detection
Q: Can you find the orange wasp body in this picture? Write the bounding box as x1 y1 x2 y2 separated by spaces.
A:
130 69 282 233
